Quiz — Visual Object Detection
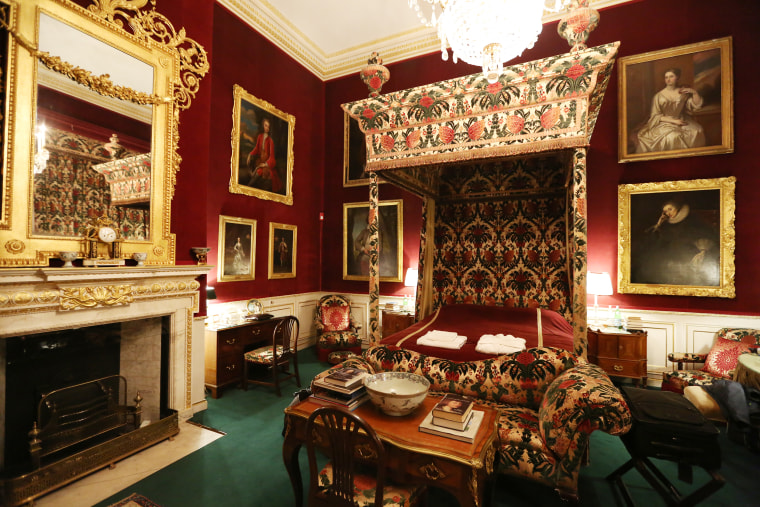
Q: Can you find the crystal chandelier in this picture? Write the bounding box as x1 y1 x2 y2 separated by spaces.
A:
408 0 570 83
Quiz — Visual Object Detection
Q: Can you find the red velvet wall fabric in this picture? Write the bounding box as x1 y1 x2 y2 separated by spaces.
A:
323 0 759 315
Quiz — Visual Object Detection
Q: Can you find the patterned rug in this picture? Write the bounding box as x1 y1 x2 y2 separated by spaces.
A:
108 493 162 507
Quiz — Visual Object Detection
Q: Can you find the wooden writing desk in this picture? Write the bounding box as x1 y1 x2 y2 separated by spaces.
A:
204 317 284 398
283 395 499 507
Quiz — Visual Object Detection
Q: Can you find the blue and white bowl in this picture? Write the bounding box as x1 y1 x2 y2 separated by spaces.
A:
363 372 430 416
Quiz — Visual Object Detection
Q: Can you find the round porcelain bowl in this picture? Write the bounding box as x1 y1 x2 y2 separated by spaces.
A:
364 372 430 416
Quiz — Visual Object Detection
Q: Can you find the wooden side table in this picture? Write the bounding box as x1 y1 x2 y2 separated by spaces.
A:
735 353 760 390
381 309 415 337
587 328 647 386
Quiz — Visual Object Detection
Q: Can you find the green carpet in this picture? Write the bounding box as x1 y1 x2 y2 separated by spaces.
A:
93 347 759 506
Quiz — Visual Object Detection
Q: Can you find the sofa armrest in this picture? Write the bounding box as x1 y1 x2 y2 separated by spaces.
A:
539 364 632 464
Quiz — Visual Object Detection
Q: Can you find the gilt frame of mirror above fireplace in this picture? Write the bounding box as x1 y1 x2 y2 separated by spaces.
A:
0 0 209 266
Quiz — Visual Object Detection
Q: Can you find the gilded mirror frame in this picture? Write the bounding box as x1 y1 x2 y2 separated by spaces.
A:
0 0 208 266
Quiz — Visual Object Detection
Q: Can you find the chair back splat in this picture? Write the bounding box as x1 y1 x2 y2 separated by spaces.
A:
242 316 300 397
306 406 413 507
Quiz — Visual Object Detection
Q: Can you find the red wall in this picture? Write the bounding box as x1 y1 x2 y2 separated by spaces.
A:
323 0 759 315
198 4 325 302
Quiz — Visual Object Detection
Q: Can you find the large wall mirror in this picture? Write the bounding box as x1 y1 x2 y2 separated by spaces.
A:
0 0 208 266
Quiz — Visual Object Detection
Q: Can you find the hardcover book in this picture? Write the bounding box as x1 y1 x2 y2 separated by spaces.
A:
323 367 368 388
431 394 474 422
432 410 474 431
419 409 484 443
312 378 367 398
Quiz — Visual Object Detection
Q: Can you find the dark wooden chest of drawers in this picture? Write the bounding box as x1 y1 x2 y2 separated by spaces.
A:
381 309 415 337
587 328 647 386
204 317 282 398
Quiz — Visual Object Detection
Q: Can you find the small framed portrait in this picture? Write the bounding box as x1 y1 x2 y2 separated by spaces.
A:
617 177 735 298
230 84 295 204
268 222 296 279
618 37 733 163
217 215 256 282
343 112 383 187
343 200 403 282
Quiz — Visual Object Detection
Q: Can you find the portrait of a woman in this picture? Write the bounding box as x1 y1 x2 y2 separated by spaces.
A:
635 67 706 154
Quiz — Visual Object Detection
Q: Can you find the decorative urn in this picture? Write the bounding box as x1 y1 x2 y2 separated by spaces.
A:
359 52 390 98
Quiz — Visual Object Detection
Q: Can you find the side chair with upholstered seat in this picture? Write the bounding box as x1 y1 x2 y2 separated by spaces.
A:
305 406 426 507
314 294 362 363
242 316 300 397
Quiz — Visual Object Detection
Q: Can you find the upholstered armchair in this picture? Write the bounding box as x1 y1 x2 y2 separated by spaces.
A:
314 294 362 363
661 328 760 393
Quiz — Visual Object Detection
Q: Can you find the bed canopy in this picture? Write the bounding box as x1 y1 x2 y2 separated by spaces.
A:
342 41 620 357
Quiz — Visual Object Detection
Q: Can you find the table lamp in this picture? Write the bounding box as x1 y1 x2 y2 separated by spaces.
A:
403 268 418 312
587 272 613 328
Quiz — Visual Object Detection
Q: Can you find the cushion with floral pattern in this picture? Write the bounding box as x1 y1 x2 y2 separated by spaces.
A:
701 337 751 378
322 305 350 332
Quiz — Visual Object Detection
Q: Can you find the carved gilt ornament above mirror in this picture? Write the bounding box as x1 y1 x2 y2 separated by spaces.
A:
0 0 208 266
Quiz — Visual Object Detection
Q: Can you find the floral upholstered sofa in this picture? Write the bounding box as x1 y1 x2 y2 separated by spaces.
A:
313 344 632 500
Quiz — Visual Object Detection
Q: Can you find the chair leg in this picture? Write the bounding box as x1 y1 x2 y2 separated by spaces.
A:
293 354 301 387
242 359 248 391
273 361 281 397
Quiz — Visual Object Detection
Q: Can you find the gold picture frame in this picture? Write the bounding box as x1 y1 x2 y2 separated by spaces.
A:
617 177 735 298
268 222 296 279
230 84 295 204
618 37 733 163
343 200 403 282
343 111 375 187
217 215 256 282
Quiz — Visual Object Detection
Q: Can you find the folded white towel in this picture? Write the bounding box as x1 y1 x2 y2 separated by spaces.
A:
417 335 467 349
419 330 460 342
478 334 526 346
476 334 526 355
475 342 525 355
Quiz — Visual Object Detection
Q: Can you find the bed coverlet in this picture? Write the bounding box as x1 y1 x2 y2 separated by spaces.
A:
380 303 574 361
317 345 632 500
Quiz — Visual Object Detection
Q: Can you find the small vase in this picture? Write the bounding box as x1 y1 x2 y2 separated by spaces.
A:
359 52 390 98
59 251 77 268
191 247 211 265
132 252 147 266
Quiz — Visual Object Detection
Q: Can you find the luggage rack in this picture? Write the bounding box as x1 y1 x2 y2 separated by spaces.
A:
608 386 725 507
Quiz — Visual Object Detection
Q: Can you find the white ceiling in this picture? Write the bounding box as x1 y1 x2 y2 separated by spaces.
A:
216 0 632 81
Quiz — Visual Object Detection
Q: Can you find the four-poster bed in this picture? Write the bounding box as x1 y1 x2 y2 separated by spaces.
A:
342 41 620 357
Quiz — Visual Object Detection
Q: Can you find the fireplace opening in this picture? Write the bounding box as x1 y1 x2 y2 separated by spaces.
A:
1 316 170 476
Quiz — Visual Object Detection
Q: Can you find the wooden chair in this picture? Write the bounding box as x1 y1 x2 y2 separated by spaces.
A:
305 406 426 507
242 316 300 397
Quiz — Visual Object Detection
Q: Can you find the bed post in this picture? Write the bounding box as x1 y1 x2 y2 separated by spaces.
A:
367 171 380 346
570 148 589 358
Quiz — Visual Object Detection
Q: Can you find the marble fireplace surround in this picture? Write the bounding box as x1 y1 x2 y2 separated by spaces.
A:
0 265 210 470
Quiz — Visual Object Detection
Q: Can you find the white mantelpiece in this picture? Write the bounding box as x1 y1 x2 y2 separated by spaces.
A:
0 265 211 467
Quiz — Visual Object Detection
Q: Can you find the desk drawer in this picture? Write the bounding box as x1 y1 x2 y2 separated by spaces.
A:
598 357 646 378
217 355 242 384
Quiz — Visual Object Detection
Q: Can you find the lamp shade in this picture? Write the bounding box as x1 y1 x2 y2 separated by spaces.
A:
404 268 419 287
587 272 613 296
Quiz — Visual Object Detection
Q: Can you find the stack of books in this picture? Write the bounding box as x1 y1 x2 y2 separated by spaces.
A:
418 394 483 443
310 367 370 411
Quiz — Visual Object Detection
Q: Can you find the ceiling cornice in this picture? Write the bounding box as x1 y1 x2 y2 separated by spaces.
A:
217 0 633 82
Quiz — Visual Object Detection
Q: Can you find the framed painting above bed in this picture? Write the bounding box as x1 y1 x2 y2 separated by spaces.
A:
618 37 733 163
617 176 735 298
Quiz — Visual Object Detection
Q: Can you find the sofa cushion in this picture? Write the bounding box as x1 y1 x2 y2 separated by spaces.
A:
701 337 751 379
